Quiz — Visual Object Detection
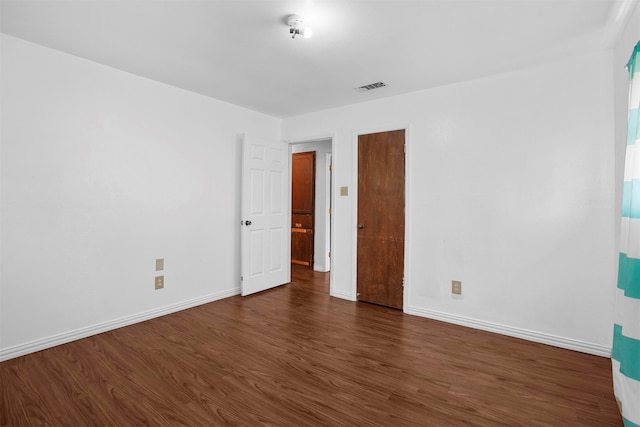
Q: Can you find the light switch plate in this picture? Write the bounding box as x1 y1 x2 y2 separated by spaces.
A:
156 258 164 271
340 186 348 196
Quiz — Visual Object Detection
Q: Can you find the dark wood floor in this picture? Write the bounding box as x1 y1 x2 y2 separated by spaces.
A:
1 265 622 426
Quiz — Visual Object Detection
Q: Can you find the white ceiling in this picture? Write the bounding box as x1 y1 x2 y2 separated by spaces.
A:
1 0 636 118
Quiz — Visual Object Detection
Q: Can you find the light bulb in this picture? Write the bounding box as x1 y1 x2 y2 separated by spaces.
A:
303 27 313 38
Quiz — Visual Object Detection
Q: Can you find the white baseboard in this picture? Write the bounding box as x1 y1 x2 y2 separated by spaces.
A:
2 291 611 361
0 287 241 362
405 305 612 357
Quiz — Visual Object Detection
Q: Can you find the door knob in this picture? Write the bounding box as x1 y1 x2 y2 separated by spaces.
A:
245 220 252 226
358 223 365 229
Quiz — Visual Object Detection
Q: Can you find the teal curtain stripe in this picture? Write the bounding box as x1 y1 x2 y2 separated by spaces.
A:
618 253 628 292
617 253 640 298
613 323 623 361
624 416 640 427
629 108 639 145
613 324 640 381
621 181 640 219
628 40 640 77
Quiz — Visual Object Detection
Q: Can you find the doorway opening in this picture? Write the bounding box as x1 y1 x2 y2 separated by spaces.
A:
290 138 333 292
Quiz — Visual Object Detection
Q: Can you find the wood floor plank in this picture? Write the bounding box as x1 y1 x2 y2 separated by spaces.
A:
1 265 622 426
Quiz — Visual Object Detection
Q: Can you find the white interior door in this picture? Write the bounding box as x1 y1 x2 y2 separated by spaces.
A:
241 135 291 296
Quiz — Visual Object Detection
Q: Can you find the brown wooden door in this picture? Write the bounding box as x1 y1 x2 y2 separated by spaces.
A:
357 130 405 309
291 152 315 266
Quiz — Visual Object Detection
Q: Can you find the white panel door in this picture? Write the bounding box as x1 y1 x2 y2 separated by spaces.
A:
241 135 291 296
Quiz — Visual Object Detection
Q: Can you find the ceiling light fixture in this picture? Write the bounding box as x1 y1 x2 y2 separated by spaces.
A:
288 15 312 39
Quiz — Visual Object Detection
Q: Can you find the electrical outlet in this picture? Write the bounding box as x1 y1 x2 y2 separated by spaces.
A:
155 275 164 290
452 280 462 295
155 258 164 271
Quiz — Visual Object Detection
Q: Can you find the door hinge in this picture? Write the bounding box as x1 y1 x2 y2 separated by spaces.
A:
329 164 332 171
328 251 331 258
329 208 332 215
403 143 406 153
241 275 243 281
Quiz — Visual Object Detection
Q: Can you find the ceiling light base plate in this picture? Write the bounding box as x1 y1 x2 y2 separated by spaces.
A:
287 15 304 28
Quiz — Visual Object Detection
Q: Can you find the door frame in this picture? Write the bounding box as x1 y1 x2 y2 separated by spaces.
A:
352 124 412 312
286 134 335 295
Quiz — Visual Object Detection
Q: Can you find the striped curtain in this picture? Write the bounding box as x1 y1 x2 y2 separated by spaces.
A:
614 40 640 427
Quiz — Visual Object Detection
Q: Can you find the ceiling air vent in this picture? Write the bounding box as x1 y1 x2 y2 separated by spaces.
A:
355 81 386 92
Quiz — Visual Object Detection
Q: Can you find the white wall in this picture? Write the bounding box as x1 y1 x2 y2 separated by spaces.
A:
0 34 281 359
283 51 616 355
292 140 332 272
